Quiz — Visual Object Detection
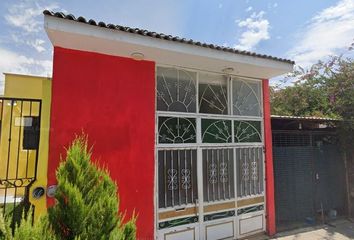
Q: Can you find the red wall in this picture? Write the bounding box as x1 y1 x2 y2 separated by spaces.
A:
48 47 155 239
262 79 276 235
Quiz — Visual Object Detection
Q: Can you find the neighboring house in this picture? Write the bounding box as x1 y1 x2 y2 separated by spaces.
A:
42 10 294 240
0 73 51 220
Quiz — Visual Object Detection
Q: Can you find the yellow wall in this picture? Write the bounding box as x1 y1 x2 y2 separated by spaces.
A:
1 73 51 219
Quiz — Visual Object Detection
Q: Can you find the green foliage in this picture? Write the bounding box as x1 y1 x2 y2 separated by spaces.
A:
0 210 56 240
0 213 12 240
271 83 336 118
271 55 354 148
48 135 136 240
1 135 136 240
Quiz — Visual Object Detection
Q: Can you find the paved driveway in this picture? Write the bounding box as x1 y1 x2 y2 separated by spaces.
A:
272 219 354 240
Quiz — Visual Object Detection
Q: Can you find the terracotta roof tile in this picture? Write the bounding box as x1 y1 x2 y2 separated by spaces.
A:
43 10 295 64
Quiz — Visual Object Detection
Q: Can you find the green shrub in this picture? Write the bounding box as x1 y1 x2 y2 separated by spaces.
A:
48 135 136 240
0 210 56 240
1 135 136 240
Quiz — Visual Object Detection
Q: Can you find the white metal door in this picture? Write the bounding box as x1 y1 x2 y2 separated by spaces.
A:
155 66 266 239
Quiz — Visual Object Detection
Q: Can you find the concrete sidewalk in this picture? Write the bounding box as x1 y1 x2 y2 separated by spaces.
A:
272 219 354 240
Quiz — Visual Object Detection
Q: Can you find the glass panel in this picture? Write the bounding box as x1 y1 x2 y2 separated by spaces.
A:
203 148 235 202
236 147 264 197
158 149 198 208
234 120 262 143
199 74 228 115
158 117 196 144
232 79 261 116
23 116 40 150
201 119 232 143
156 67 197 113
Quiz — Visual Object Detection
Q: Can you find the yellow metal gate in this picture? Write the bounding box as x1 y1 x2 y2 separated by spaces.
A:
0 98 42 225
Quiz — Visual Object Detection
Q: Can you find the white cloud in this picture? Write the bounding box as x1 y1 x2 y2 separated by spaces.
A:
5 1 59 33
4 1 61 52
287 0 354 67
0 0 60 93
28 39 46 53
0 47 52 94
245 6 253 12
234 11 270 51
5 7 41 33
11 34 46 52
267 2 278 10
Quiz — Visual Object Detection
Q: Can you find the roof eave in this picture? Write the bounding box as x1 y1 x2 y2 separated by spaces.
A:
44 14 294 79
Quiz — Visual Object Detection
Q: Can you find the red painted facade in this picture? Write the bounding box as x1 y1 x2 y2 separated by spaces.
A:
47 46 278 238
48 47 155 239
262 79 276 235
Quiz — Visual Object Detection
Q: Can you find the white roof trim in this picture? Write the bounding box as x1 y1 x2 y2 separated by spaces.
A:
44 15 294 79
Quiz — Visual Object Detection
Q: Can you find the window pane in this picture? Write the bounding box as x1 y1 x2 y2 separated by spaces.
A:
156 67 196 113
236 147 264 197
158 117 196 144
203 148 235 202
23 116 40 150
158 149 198 208
232 79 261 116
234 120 262 143
201 119 232 143
199 74 228 115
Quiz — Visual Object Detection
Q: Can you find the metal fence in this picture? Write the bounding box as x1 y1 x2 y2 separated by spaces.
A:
0 98 41 225
273 131 346 231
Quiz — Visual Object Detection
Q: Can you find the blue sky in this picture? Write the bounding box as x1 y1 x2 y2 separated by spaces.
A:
0 0 354 92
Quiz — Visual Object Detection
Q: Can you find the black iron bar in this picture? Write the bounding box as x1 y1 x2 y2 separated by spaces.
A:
163 150 167 208
177 149 181 206
11 186 18 227
184 149 187 204
6 100 14 180
15 101 23 179
33 101 42 181
3 187 8 215
190 149 194 203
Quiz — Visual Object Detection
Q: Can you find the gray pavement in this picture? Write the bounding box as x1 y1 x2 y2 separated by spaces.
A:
272 219 354 240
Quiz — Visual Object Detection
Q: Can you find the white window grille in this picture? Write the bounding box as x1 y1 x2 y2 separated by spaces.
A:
236 147 264 197
158 149 198 208
202 148 235 202
156 66 265 220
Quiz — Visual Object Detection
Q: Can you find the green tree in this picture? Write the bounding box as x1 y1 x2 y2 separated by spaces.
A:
271 55 354 145
271 83 335 118
48 135 136 240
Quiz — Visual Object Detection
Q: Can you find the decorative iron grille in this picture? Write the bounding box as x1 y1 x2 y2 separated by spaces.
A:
202 148 235 202
236 147 264 197
158 149 198 208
